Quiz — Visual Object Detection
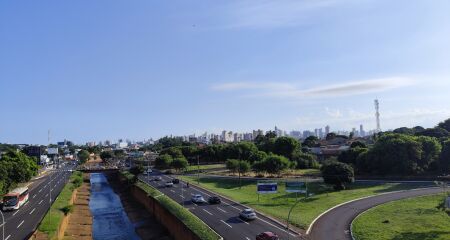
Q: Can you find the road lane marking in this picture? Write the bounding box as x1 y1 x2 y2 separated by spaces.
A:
39 200 43 205
203 209 213 215
12 210 19 216
246 237 251 240
256 217 296 237
223 202 242 212
38 189 42 193
30 208 36 214
45 194 48 197
217 207 227 213
236 217 250 225
17 220 24 228
5 235 11 240
170 190 175 193
179 195 185 199
33 194 36 199
220 220 232 228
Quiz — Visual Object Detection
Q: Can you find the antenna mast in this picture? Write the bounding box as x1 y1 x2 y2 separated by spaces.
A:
374 99 381 132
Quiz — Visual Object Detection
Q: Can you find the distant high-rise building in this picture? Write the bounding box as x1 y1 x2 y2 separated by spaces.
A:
325 125 330 136
360 124 365 137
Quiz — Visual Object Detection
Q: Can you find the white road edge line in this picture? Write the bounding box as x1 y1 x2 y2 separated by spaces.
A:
257 217 296 237
220 220 232 228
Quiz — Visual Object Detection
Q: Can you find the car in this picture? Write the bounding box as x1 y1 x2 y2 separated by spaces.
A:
239 208 257 220
256 232 279 240
191 194 206 204
208 196 221 204
153 176 162 181
146 169 153 173
165 181 174 187
172 178 180 184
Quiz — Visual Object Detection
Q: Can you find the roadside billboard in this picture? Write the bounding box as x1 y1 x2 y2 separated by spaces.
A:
257 182 278 194
47 148 59 155
285 181 306 193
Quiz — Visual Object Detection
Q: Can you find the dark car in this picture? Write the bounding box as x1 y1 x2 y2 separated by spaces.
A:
208 196 221 204
172 178 180 184
153 176 162 181
256 232 279 240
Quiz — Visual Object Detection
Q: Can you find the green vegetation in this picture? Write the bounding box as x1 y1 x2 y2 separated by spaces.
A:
135 180 221 240
353 194 450 240
180 175 432 229
38 171 83 239
77 149 90 164
0 150 38 196
185 164 225 172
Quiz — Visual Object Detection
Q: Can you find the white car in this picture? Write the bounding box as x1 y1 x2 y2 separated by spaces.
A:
191 194 206 204
239 208 257 220
165 181 174 187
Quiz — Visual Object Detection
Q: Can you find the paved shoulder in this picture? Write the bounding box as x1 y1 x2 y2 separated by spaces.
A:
308 187 442 240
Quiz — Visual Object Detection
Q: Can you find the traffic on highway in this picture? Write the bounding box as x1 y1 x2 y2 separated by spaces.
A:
1 163 76 240
139 170 300 240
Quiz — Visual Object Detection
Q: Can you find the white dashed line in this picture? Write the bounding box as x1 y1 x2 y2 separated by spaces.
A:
179 195 185 199
170 190 175 193
217 207 227 213
5 235 11 240
30 208 36 214
45 194 48 197
236 217 250 225
17 220 24 228
12 210 19 216
38 189 42 193
203 209 213 216
33 194 36 199
39 200 43 205
246 237 251 240
220 220 232 228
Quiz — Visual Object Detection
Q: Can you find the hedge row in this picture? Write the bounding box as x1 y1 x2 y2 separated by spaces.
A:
135 180 221 240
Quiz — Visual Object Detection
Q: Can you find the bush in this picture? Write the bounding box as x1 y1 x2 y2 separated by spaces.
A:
155 154 173 169
321 161 354 187
226 159 239 174
60 205 74 216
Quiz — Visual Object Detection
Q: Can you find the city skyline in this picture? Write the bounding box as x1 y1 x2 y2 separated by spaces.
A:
2 0 450 144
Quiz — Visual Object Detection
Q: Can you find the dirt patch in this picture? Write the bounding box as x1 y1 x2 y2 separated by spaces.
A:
64 174 92 240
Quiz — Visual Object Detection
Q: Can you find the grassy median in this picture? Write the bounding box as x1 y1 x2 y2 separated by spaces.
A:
135 180 222 240
352 194 450 240
180 176 432 229
37 171 83 239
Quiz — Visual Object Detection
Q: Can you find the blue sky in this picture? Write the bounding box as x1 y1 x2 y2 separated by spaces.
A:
1 0 450 144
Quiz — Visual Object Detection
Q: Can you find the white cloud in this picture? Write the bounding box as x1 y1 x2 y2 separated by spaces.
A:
212 77 415 99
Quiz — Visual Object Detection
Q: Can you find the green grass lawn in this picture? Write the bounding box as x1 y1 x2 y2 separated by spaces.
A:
353 194 450 240
180 176 433 229
37 171 82 239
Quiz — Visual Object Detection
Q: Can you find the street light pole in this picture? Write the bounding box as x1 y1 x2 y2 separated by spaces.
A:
197 155 200 185
286 198 302 240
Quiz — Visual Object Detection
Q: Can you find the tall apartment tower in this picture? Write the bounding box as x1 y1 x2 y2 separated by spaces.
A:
374 99 381 132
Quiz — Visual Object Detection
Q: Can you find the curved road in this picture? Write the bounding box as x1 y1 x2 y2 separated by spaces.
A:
308 187 444 240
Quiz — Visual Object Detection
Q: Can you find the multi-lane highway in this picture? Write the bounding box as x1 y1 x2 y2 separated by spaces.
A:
1 164 75 240
139 171 302 240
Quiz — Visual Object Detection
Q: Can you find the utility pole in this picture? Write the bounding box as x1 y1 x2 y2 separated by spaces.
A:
197 155 200 185
286 198 302 240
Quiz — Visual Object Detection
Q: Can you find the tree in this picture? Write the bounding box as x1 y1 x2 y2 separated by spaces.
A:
291 151 319 169
320 161 354 188
350 141 367 149
100 151 114 160
273 137 300 159
171 157 189 172
438 119 450 132
439 140 450 173
416 136 442 172
0 150 38 195
393 127 415 135
130 165 144 175
78 150 90 164
113 149 126 159
416 127 450 139
235 142 259 160
248 151 267 163
160 147 184 158
226 159 240 174
238 161 251 175
154 154 173 169
252 161 267 175
338 147 368 166
303 136 319 148
356 134 423 175
263 154 290 175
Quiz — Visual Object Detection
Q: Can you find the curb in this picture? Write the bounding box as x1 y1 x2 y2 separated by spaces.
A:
306 186 440 235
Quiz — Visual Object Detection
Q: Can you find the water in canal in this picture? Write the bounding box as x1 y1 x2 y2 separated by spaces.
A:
89 173 140 240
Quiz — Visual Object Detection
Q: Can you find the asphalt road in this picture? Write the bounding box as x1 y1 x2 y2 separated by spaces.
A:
139 171 302 240
308 187 445 240
1 164 75 240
